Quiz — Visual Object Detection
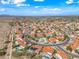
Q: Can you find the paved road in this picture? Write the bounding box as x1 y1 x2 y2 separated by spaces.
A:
57 46 79 58
25 34 70 46
25 34 79 58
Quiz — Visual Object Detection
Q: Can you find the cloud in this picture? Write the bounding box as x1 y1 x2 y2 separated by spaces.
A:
13 0 26 4
0 8 6 12
34 0 44 2
66 0 73 4
16 4 26 7
43 8 62 12
1 0 27 7
66 0 79 4
16 4 30 7
1 0 11 4
34 6 40 8
13 0 28 7
0 7 78 16
31 8 62 15
42 8 62 15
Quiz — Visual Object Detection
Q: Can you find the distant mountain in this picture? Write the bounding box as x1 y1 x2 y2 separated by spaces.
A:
0 14 21 17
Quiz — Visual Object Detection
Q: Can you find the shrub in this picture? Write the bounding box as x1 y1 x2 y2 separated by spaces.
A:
0 49 6 56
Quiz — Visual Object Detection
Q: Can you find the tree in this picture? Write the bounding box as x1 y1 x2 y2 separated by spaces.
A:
66 46 72 52
0 49 6 56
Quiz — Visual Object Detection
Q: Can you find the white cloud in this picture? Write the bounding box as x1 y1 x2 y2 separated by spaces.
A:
1 0 27 7
43 8 62 11
16 4 30 7
1 0 11 4
66 0 73 4
32 11 37 13
13 0 26 4
16 4 26 7
31 8 62 15
34 0 44 2
0 8 6 12
13 0 27 7
1 0 26 4
66 0 79 4
34 6 40 8
42 8 62 14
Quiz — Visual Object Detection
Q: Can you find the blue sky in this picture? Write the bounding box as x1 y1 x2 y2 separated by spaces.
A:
0 0 79 16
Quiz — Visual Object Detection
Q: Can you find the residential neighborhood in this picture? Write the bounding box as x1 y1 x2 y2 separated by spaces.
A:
0 16 79 59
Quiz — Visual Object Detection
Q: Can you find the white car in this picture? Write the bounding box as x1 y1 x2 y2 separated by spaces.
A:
53 54 62 59
75 47 79 54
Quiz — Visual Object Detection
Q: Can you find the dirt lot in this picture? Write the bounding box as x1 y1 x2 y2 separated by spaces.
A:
0 20 12 59
0 20 10 48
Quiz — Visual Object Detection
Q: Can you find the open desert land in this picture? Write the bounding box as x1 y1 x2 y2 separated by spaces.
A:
0 20 12 59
